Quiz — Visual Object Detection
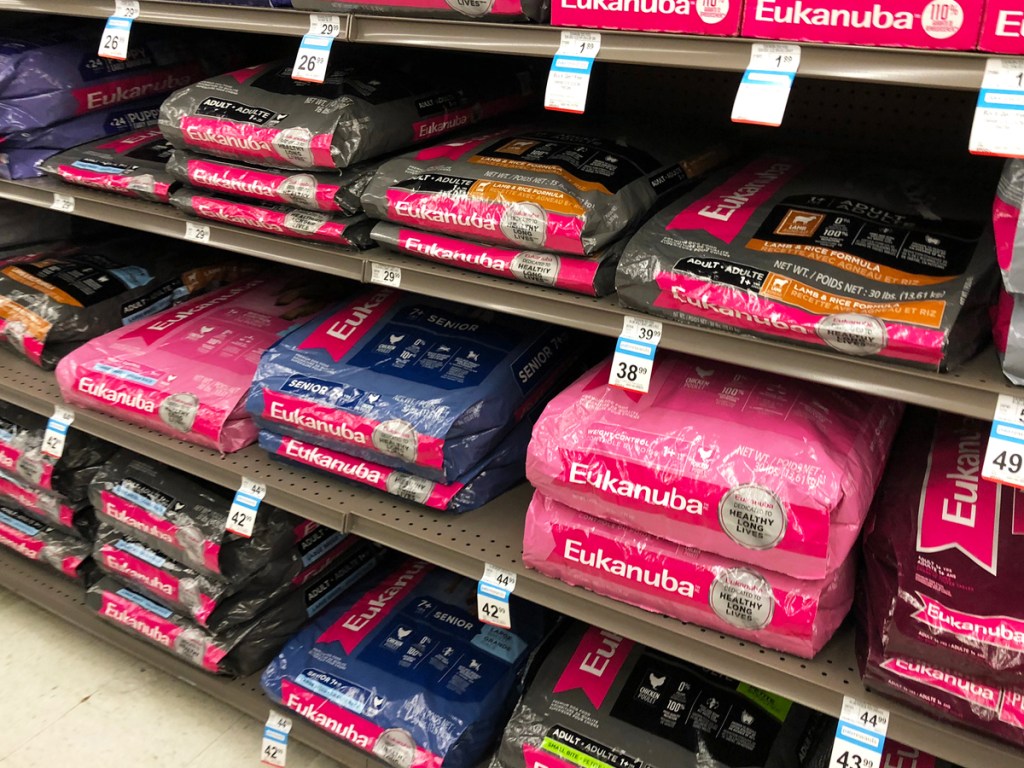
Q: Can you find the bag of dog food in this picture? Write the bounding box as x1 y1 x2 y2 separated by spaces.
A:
526 354 901 580
55 273 340 451
0 501 92 580
170 188 374 248
262 556 557 768
247 287 579 481
166 150 381 215
616 154 1000 371
293 0 545 21
41 127 177 203
524 492 854 658
159 58 533 170
994 159 1024 293
0 468 92 537
361 129 722 257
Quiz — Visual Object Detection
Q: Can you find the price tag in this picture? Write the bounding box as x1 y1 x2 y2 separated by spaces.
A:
544 31 601 114
477 563 516 629
98 2 140 61
50 193 75 213
970 58 1024 159
184 221 211 244
226 477 266 538
261 711 292 767
982 394 1024 488
42 406 75 460
608 316 662 395
291 15 344 84
370 262 402 288
828 696 889 768
732 43 801 127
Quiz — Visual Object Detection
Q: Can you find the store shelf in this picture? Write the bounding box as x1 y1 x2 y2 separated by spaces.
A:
0 0 991 89
0 549 372 768
0 175 1017 422
0 354 1020 767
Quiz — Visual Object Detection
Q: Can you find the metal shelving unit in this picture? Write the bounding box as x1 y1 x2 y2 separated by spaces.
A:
0 354 1019 766
0 549 374 768
0 176 1016 422
0 0 991 89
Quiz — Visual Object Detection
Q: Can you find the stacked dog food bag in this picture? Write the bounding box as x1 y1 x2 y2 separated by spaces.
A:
247 285 584 512
262 553 558 766
858 410 1024 747
616 153 1000 372
525 353 902 657
0 399 115 582
86 448 383 674
293 0 545 21
54 270 342 453
363 127 726 296
989 160 1024 385
0 19 231 179
158 52 535 248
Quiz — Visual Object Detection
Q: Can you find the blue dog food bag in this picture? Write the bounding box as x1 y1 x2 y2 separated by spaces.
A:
261 556 556 768
247 287 579 482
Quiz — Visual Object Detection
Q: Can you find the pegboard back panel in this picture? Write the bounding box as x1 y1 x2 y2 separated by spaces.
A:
597 64 982 163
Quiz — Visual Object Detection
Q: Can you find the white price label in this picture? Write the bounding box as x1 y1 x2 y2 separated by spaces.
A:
98 12 135 61
291 15 343 84
970 58 1024 159
370 262 402 288
115 0 141 18
477 563 516 629
544 31 601 114
184 221 211 243
50 193 75 213
261 711 292 767
827 696 889 768
732 44 801 127
608 316 662 394
226 477 266 538
982 394 1024 488
42 405 75 460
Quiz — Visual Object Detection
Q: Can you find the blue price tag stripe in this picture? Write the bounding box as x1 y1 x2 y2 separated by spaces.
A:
300 34 334 51
478 582 510 601
233 492 262 510
993 420 1024 445
107 17 133 29
46 421 70 435
615 338 656 360
741 69 796 86
263 728 289 744
835 721 884 753
978 89 1024 111
552 55 595 75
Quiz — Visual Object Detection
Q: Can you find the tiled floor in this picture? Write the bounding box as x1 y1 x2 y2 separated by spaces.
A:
0 585 342 768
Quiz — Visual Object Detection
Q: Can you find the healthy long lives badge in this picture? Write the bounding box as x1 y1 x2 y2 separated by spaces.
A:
609 316 662 395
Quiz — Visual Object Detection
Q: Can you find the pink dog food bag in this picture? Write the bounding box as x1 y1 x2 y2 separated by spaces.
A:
524 491 855 657
980 0 1024 53
526 353 901 580
994 159 1024 292
54 274 340 452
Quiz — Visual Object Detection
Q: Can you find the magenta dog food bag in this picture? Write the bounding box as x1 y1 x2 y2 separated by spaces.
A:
0 467 91 538
527 354 901 580
54 273 339 452
247 287 581 482
0 399 115 501
370 222 625 296
89 450 313 579
524 492 854 657
159 58 533 171
492 622 827 768
991 288 1024 385
166 150 381 215
863 410 1024 685
361 129 721 258
616 154 1000 371
0 501 92 580
858 532 1024 748
41 127 177 203
994 159 1024 293
170 188 374 248
293 0 546 21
